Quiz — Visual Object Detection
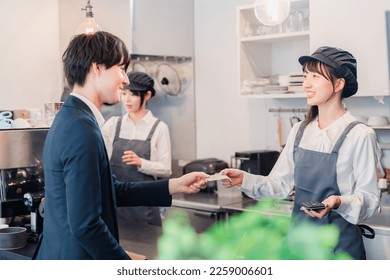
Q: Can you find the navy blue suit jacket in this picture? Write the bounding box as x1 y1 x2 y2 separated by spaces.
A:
33 96 172 259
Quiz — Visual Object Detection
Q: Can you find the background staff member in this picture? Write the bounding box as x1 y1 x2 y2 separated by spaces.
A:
222 46 381 259
102 71 171 226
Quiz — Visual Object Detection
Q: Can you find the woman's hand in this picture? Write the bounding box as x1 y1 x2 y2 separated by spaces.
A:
169 172 209 195
122 150 142 167
300 195 341 219
220 168 244 187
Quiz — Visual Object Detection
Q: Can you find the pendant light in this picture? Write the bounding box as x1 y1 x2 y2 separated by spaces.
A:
254 0 290 26
77 0 102 34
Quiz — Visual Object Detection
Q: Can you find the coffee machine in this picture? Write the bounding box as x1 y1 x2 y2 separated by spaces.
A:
0 128 48 239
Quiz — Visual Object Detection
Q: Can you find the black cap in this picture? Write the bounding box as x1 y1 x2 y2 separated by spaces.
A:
125 71 155 96
298 46 358 98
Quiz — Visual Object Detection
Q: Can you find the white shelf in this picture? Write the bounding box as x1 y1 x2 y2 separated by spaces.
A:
240 93 306 99
371 126 390 130
379 143 390 149
240 31 310 44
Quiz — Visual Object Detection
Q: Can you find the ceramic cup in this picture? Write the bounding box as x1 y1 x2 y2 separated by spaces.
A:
355 116 368 124
367 115 389 127
0 119 13 129
11 118 32 129
278 75 290 86
27 108 43 127
44 102 63 126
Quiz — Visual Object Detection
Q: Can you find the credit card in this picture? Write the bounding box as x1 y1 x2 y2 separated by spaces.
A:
207 173 231 182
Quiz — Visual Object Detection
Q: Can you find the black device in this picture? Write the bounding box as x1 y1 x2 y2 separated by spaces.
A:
183 158 228 193
234 150 279 175
301 201 326 211
234 150 279 198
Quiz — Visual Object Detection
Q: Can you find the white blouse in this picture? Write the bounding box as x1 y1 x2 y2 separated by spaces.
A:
240 112 381 225
101 111 172 179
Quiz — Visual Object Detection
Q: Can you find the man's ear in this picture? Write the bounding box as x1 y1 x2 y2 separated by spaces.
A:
91 63 101 74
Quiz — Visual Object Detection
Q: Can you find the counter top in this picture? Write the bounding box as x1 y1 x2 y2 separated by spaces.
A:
172 192 248 212
0 217 162 260
0 241 35 260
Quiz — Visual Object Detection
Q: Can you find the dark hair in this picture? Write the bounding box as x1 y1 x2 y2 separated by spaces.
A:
303 60 342 126
62 31 130 88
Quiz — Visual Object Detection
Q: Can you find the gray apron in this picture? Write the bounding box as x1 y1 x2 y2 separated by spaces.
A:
292 121 366 259
110 117 162 226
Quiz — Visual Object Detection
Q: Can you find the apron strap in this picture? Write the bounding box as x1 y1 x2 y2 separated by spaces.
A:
331 121 362 153
114 118 160 141
293 121 306 158
114 116 122 140
359 224 375 239
146 119 161 141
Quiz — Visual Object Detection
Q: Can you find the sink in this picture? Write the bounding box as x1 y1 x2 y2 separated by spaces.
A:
362 206 390 260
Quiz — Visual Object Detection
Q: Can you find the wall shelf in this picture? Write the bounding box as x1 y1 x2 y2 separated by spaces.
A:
371 126 390 130
237 1 310 99
239 31 309 44
240 93 306 99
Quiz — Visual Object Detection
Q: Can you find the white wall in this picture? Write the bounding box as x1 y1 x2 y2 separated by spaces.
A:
131 0 194 56
0 0 62 111
0 0 132 112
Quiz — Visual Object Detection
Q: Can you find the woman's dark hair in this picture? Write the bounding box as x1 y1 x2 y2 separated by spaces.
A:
62 31 130 88
303 60 342 127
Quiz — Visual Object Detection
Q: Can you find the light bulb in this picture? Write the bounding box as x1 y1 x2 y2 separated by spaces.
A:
254 0 290 26
77 16 102 35
76 0 102 35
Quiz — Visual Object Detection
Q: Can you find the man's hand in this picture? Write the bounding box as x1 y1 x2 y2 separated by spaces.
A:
168 172 209 195
126 250 147 260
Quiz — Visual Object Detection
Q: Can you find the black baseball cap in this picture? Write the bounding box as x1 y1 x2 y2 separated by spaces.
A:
125 71 155 96
298 46 358 98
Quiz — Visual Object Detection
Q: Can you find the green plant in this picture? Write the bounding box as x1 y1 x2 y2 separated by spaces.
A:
157 199 351 260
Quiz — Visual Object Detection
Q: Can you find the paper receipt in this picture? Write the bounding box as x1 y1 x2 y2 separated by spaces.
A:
207 173 231 182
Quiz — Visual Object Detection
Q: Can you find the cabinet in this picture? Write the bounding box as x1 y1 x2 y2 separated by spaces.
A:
310 0 390 97
237 0 310 98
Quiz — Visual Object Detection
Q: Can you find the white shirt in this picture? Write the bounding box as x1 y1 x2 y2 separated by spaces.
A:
240 112 381 225
70 93 105 127
101 110 172 179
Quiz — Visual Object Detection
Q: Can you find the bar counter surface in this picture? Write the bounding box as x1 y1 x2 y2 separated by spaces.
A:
0 192 280 260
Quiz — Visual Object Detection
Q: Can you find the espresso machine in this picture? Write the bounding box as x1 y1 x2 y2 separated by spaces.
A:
0 128 48 240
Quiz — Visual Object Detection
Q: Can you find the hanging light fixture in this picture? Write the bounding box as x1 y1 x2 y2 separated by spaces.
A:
77 0 102 34
254 0 290 26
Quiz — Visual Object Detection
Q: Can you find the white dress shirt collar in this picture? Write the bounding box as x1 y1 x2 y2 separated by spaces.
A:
124 110 153 125
70 93 105 127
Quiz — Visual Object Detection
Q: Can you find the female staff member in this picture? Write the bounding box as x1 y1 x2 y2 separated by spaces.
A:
222 46 381 259
102 71 171 226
